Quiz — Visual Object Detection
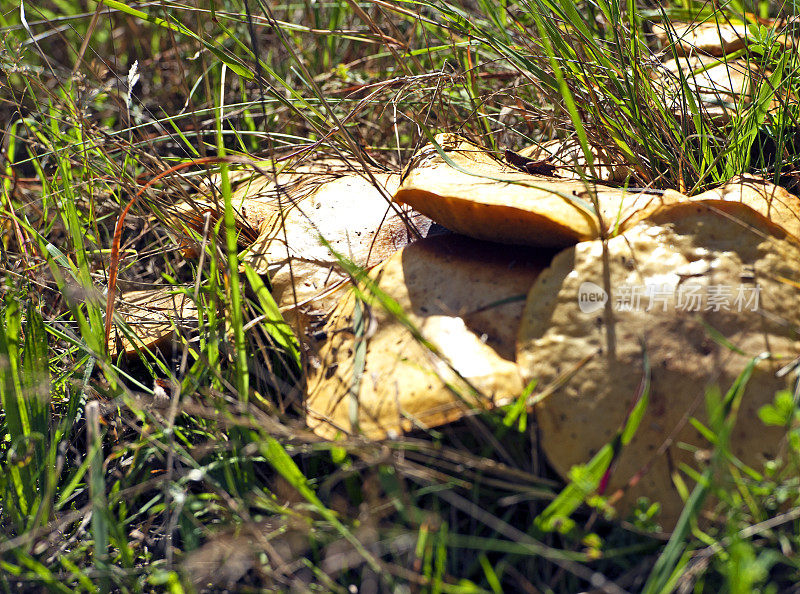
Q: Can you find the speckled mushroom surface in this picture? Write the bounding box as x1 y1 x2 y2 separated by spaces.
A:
244 172 421 312
517 204 800 527
109 289 198 355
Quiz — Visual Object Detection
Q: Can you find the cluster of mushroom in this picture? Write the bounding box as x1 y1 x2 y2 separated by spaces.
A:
304 134 800 527
111 19 800 527
115 131 800 528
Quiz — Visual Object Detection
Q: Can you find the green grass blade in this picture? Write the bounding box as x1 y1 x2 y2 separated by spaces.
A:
217 64 249 403
242 263 301 369
86 402 109 590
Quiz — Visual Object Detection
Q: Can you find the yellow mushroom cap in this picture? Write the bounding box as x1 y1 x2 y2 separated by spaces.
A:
393 134 661 247
517 206 800 528
683 174 800 243
170 163 426 316
246 172 418 314
651 21 750 56
306 233 553 439
109 289 197 356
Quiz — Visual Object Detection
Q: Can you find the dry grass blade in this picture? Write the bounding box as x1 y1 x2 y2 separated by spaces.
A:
104 156 245 351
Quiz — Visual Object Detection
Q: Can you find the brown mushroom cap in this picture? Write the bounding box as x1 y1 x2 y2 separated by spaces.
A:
176 165 432 315
177 160 348 237
662 55 753 98
394 136 800 250
653 56 757 122
126 166 430 352
684 174 800 243
306 233 553 439
394 134 662 247
651 19 797 58
517 206 800 528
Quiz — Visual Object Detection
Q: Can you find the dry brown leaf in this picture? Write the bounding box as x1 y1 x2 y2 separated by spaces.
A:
517 208 800 528
306 233 552 439
519 138 636 184
109 289 197 355
394 134 662 247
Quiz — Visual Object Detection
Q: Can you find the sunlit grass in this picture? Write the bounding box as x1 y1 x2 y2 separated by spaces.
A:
1 0 799 590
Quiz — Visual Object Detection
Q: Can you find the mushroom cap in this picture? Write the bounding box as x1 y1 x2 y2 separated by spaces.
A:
652 19 797 56
175 164 432 315
685 174 800 243
245 172 426 313
177 160 351 238
395 136 800 250
110 289 197 355
651 21 750 56
654 56 758 122
661 56 754 99
127 164 433 351
393 134 661 247
517 205 800 528
306 233 553 439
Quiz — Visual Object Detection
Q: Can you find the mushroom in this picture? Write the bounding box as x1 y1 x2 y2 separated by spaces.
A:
113 164 432 355
177 163 426 313
687 174 800 242
393 135 800 248
305 233 553 439
117 134 800 532
517 203 800 527
651 19 797 56
243 172 427 315
394 134 663 247
654 55 758 122
109 289 198 355
651 21 751 56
